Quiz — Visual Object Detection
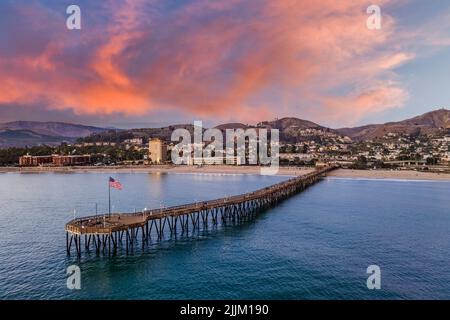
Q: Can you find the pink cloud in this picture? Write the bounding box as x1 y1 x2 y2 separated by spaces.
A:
322 84 409 125
0 0 448 125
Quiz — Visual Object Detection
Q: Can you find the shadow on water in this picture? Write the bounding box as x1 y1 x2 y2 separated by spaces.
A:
65 205 277 266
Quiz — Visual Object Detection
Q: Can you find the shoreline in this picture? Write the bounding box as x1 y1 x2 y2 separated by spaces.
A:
0 165 313 176
328 168 450 181
1 165 450 180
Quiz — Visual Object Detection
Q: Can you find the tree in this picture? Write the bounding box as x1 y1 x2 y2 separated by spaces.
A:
426 157 438 165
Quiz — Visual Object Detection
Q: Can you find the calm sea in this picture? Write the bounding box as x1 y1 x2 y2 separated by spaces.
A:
0 172 449 299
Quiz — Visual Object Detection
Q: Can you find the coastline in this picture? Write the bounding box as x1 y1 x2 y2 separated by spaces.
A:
1 165 450 180
0 165 313 176
328 168 450 181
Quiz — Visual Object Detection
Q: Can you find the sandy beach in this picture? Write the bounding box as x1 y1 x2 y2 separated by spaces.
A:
329 168 450 181
1 165 450 180
0 165 313 176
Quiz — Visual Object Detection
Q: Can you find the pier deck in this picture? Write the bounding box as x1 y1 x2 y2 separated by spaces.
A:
65 165 337 256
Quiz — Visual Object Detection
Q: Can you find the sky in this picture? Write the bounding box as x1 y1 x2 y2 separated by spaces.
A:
1 0 450 129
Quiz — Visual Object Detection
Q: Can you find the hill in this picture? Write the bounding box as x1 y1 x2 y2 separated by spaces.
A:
0 121 107 147
337 108 450 141
257 117 338 143
81 124 197 144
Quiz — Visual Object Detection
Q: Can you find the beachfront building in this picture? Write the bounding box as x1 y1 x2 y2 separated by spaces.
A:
187 155 242 166
149 138 167 164
19 155 53 166
19 154 91 167
52 155 91 166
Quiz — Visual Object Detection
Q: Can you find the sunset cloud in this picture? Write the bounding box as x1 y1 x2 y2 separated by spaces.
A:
0 0 449 126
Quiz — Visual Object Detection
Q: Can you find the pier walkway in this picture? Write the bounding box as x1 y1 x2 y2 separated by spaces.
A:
65 165 337 256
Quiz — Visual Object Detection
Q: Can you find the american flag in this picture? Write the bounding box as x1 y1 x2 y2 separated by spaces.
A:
109 177 123 190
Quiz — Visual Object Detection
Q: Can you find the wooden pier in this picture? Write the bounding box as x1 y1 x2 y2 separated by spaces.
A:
65 166 337 256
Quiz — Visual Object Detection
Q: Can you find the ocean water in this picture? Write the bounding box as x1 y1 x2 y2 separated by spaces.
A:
0 172 449 300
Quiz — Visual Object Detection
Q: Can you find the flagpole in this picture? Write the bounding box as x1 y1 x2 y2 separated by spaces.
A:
108 178 111 218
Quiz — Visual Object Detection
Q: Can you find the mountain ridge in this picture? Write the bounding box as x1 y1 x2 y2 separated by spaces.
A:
0 121 108 147
336 108 450 141
1 108 449 147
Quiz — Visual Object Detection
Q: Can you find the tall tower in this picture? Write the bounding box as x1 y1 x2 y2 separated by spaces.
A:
149 138 167 164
